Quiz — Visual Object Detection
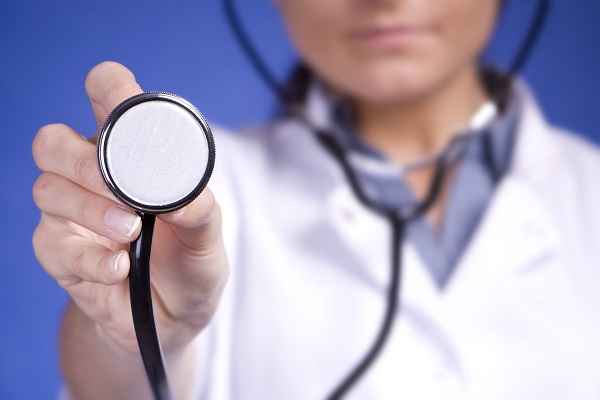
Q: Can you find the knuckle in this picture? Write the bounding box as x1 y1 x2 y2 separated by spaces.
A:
70 247 87 279
31 224 47 262
192 189 217 225
32 123 66 166
162 190 218 230
182 197 218 229
76 195 98 225
202 191 220 227
73 150 100 187
198 189 217 217
203 188 216 210
32 222 63 281
32 173 51 207
209 199 222 225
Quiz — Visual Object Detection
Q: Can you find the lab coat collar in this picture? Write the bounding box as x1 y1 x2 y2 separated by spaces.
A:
272 77 566 294
303 76 563 184
508 80 563 183
444 81 565 297
313 79 566 296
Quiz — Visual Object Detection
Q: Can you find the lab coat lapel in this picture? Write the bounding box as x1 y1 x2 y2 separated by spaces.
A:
445 83 564 298
324 171 447 304
324 182 391 290
318 81 565 300
444 176 563 297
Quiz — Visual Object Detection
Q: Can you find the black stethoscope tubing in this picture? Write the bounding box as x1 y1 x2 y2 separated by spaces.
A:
129 212 171 400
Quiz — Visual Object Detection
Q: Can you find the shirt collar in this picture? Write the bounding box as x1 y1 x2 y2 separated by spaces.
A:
303 70 523 180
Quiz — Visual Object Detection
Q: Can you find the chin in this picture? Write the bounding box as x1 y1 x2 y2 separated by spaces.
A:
325 59 453 105
351 78 429 104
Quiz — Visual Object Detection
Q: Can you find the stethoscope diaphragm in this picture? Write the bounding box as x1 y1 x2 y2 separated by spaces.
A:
97 92 215 213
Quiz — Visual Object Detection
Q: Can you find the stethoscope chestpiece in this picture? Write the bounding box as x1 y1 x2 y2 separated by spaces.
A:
96 92 215 400
97 92 215 214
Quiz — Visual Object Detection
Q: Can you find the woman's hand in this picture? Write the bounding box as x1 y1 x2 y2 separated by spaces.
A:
32 62 228 375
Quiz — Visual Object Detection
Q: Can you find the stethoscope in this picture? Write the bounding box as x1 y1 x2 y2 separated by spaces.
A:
97 93 216 400
94 1 551 399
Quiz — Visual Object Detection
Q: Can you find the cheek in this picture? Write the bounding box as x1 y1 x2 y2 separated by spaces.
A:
278 0 370 94
441 0 498 63
278 0 345 63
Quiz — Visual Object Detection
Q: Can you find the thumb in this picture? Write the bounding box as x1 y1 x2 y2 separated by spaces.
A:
85 61 144 129
158 188 221 253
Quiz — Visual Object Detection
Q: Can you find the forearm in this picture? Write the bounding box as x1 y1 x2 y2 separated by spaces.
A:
60 301 197 400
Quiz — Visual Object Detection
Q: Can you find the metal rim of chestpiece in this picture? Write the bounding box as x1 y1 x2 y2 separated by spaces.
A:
97 91 216 214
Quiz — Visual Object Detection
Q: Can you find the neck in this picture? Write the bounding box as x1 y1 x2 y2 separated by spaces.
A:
355 65 488 164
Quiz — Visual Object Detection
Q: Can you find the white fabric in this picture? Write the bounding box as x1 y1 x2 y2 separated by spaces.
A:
106 100 210 207
181 83 600 399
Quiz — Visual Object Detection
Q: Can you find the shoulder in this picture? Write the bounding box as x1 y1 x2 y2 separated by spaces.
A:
551 126 600 175
209 122 278 184
538 123 600 243
538 121 600 199
551 127 600 222
210 119 338 188
513 80 600 183
206 119 340 226
211 119 308 169
511 82 600 237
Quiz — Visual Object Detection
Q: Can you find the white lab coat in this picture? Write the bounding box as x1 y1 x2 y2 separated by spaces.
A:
190 84 600 400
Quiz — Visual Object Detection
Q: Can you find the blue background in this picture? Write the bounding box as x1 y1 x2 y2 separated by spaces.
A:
0 0 599 398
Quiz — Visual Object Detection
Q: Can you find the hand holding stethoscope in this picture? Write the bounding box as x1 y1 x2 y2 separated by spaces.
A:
31 63 228 400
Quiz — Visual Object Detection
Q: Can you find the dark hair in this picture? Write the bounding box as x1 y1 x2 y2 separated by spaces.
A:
283 62 313 105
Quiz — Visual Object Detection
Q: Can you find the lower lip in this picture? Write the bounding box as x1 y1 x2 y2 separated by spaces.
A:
352 28 426 51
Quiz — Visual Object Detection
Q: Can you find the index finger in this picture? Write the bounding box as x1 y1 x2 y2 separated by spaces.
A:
85 61 144 129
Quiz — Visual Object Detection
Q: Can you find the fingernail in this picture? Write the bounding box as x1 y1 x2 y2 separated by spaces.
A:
103 207 141 237
108 252 124 274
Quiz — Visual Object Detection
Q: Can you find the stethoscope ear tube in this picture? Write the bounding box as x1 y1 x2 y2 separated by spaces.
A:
129 213 172 400
507 0 551 75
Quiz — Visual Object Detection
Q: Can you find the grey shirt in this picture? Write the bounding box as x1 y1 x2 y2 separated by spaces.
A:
309 74 521 288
